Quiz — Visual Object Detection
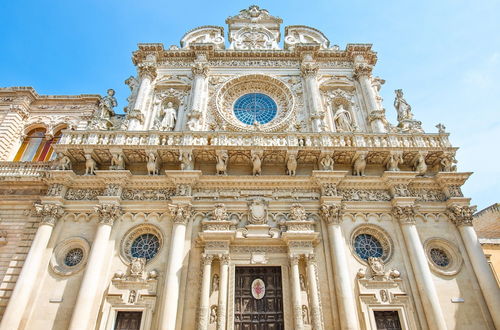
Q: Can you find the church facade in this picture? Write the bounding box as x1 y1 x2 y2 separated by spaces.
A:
0 6 498 330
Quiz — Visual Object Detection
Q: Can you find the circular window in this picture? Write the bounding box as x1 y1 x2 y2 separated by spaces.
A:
121 224 164 264
64 248 84 267
50 237 90 276
233 93 277 125
131 233 160 260
350 225 393 263
354 234 384 260
429 248 450 267
424 238 462 276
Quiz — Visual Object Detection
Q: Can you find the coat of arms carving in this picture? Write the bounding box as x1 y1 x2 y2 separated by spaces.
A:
247 198 268 224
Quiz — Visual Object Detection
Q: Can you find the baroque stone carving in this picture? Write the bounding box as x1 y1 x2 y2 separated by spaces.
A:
290 203 307 221
284 25 329 50
51 152 72 170
392 205 418 225
34 202 63 226
47 183 64 197
84 154 97 175
394 89 423 133
179 150 194 170
168 203 192 224
212 203 229 221
181 26 225 49
121 188 173 201
385 151 403 171
66 188 103 200
357 257 401 281
413 152 427 176
110 152 126 170
159 102 177 131
147 152 160 175
251 150 263 176
352 151 367 176
446 204 477 226
247 198 268 224
319 154 334 171
95 204 122 226
215 150 228 175
320 204 343 225
286 152 297 176
333 104 354 132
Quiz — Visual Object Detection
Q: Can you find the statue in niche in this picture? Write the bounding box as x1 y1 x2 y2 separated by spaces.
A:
333 104 353 132
302 305 310 324
320 154 334 171
128 290 137 304
209 305 218 324
212 274 219 293
299 274 306 291
159 102 177 131
394 89 413 122
215 150 228 175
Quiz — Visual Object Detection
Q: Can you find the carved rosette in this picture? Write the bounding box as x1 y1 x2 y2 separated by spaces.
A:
290 203 307 221
446 205 477 227
392 205 418 225
168 203 192 225
95 204 122 226
320 204 344 225
34 202 64 226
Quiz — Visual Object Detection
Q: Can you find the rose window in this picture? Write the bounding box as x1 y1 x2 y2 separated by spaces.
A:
233 93 277 125
429 248 450 267
64 248 84 267
354 234 384 260
130 233 160 260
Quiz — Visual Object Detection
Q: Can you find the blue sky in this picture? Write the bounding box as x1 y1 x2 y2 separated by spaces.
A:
1 0 498 210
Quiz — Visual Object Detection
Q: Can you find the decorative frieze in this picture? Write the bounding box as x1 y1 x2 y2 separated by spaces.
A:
121 188 174 201
66 188 104 200
339 189 391 202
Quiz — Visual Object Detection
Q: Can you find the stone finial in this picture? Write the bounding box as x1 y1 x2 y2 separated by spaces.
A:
447 204 477 226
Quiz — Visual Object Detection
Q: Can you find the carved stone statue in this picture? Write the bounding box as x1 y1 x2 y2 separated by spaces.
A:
394 89 413 122
414 153 427 176
128 290 137 304
320 154 334 171
209 305 218 324
286 153 297 176
440 154 457 172
215 150 228 175
147 152 160 175
352 152 367 176
160 102 177 131
212 274 219 293
251 150 263 176
333 104 353 132
84 154 97 175
52 152 72 170
124 76 139 112
186 110 201 131
385 152 403 172
368 257 385 277
299 274 306 291
179 150 194 170
110 152 125 170
302 305 310 324
99 89 117 120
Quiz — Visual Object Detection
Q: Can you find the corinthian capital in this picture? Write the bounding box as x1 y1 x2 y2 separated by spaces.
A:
33 202 64 226
138 64 157 80
354 62 373 78
447 204 477 226
320 203 344 225
300 62 319 78
392 205 418 225
168 203 192 225
191 62 209 77
95 203 122 226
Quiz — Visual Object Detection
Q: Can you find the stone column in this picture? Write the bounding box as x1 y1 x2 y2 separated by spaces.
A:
188 58 208 130
393 205 447 330
68 203 121 330
129 64 157 130
301 58 324 132
0 203 62 330
217 254 230 330
290 254 304 329
354 57 387 133
321 204 359 330
447 204 500 328
306 254 324 330
197 254 214 330
159 202 192 330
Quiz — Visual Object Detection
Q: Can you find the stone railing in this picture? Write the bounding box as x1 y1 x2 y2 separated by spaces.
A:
57 130 452 150
0 161 50 178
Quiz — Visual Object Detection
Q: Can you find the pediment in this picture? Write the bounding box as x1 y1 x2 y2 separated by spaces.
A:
284 25 330 50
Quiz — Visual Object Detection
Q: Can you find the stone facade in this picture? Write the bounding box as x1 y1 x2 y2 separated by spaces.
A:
0 6 498 330
474 203 500 286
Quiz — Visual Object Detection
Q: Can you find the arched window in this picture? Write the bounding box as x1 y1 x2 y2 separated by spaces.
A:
14 127 64 161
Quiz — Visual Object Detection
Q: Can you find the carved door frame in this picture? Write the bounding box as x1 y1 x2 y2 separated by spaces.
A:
226 254 292 330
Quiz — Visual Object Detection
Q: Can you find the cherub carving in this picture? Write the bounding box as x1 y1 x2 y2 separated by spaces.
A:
84 154 97 175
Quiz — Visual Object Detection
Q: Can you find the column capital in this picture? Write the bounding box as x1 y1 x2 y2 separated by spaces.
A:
353 62 373 78
138 64 157 80
191 62 209 77
305 253 317 265
95 203 122 226
168 203 192 225
320 203 344 225
300 62 319 78
219 254 230 265
392 205 418 225
33 202 64 226
201 253 214 266
289 254 301 265
446 204 477 226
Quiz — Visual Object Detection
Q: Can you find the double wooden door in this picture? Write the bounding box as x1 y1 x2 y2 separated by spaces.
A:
114 311 142 330
234 266 284 330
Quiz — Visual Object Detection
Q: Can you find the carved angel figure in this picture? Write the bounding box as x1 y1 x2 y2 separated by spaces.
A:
160 102 177 131
215 150 229 175
333 104 353 132
394 89 413 122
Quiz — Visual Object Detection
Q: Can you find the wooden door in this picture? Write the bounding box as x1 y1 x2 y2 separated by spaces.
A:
114 311 142 330
234 266 284 330
374 311 403 330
